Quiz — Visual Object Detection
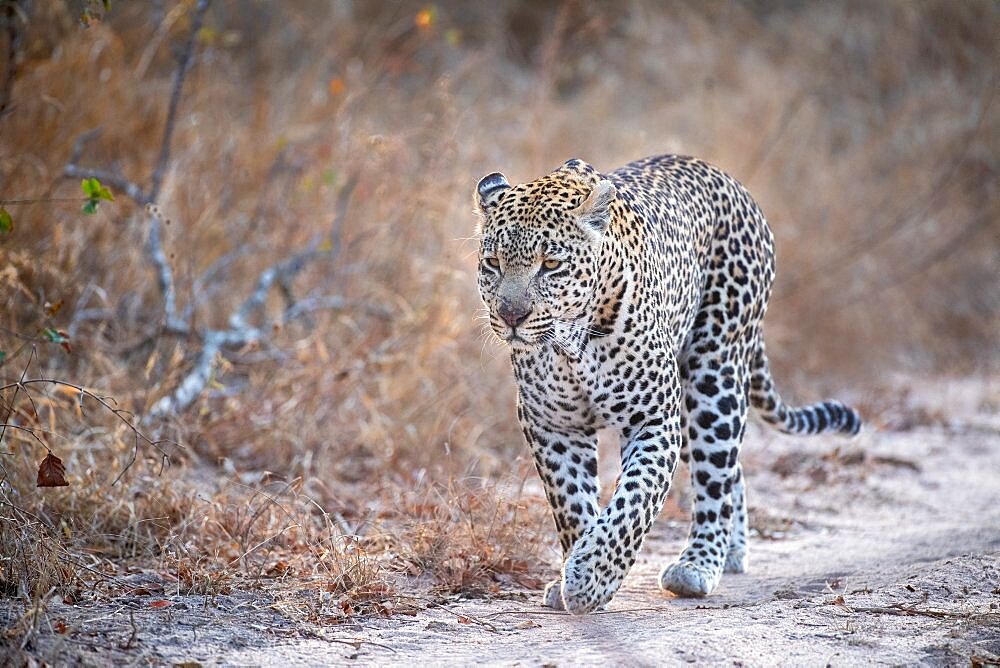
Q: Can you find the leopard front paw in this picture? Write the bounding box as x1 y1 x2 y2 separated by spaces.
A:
560 544 620 615
659 560 721 597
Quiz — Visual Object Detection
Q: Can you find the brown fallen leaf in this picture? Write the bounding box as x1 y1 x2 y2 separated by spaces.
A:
37 453 69 487
515 619 541 629
149 599 173 609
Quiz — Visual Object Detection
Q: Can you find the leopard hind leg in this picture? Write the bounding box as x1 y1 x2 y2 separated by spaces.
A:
660 354 749 597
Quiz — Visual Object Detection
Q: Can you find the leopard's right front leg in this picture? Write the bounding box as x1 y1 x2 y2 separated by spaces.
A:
518 403 600 611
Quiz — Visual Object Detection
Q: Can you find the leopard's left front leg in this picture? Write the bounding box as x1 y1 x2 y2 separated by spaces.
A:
560 357 684 614
517 400 602 611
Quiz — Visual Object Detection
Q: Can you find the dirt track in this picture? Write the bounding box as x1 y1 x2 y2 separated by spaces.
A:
7 377 1000 666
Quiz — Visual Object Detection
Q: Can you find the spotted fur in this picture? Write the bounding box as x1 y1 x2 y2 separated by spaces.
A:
474 155 861 615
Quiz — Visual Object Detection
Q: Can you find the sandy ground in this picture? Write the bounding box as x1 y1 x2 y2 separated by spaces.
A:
5 377 999 666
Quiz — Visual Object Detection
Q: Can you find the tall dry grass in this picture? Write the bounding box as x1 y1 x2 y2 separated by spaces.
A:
1 0 997 632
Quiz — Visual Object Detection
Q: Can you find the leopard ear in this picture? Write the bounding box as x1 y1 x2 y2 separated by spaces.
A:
476 172 510 211
572 179 616 236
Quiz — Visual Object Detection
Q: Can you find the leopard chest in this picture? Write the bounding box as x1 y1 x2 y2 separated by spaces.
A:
513 331 669 431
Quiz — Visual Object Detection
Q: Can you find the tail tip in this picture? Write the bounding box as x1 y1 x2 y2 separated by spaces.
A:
833 401 863 437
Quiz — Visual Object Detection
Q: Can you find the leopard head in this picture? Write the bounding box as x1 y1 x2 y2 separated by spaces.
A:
474 160 616 349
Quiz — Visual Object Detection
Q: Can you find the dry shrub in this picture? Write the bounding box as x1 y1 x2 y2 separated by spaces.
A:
391 478 553 593
0 0 997 622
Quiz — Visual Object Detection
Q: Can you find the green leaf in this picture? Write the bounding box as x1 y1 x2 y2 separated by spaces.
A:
0 351 7 363
82 177 101 198
97 185 114 201
81 199 98 215
0 207 11 234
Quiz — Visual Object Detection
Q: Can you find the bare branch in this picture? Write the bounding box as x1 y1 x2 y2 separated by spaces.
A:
283 294 392 323
146 328 249 418
61 1 211 335
53 3 372 423
148 0 209 202
63 163 149 204
229 173 358 332
327 172 359 259
145 204 187 333
147 176 363 419
183 241 262 321
228 248 319 332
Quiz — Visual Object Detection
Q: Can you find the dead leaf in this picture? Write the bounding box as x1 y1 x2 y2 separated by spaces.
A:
149 599 173 609
515 619 541 629
457 615 472 624
37 453 69 487
266 560 290 577
53 620 68 634
831 595 846 606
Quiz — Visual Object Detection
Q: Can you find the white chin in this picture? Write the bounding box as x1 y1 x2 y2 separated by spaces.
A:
500 331 538 349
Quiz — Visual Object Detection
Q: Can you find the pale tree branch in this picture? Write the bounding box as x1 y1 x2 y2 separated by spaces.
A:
62 0 209 334
55 0 375 422
146 176 362 420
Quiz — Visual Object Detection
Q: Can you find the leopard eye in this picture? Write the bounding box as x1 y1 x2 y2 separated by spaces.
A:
542 258 562 271
483 256 501 270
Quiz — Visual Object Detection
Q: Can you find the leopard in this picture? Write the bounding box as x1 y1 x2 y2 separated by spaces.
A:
473 155 861 615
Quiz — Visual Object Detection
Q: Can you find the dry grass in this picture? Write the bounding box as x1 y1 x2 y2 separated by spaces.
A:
1 0 997 655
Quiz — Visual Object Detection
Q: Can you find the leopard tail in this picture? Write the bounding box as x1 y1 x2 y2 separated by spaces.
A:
748 340 861 436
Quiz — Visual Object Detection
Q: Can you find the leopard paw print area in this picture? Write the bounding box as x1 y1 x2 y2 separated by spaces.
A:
474 155 861 615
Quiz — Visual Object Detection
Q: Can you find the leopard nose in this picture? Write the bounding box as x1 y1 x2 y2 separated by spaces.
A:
498 300 532 328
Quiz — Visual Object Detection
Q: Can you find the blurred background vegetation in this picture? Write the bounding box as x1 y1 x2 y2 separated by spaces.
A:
0 0 997 617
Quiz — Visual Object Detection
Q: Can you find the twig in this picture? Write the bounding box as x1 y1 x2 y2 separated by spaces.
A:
0 377 171 477
844 603 995 621
394 595 499 632
64 129 148 202
119 609 138 650
0 345 32 452
301 628 398 654
483 604 677 618
0 423 50 449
